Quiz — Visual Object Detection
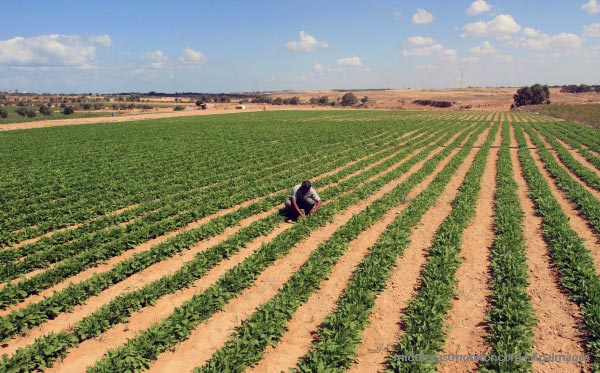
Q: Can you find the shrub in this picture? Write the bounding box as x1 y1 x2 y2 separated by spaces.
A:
0 108 8 118
413 100 452 108
63 106 75 115
39 105 52 115
173 106 185 111
341 92 358 106
513 84 550 107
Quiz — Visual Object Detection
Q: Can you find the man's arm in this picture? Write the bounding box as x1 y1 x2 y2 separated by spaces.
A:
310 200 322 214
291 198 305 217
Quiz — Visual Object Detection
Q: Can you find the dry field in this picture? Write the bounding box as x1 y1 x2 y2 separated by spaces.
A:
273 87 600 111
0 110 599 372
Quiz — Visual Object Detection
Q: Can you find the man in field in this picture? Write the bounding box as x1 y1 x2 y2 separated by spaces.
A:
284 180 322 223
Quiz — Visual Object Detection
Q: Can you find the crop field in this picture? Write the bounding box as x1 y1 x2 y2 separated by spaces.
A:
1 110 599 373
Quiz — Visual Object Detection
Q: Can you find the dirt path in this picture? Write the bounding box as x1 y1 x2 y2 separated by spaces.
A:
521 129 600 274
143 129 472 373
248 131 487 373
346 144 483 372
510 130 588 372
439 140 498 372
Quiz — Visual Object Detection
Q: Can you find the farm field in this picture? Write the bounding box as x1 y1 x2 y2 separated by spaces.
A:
0 110 599 373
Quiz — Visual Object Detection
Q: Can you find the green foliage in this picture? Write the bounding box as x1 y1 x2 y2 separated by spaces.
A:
0 108 8 118
513 84 550 107
536 104 600 129
62 106 74 115
341 92 358 106
173 105 185 111
39 105 52 116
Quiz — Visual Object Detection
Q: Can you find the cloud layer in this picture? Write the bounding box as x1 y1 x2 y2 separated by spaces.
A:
0 34 111 67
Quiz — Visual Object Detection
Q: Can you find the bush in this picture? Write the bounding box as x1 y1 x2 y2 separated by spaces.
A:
413 100 452 108
513 84 550 107
341 92 358 106
39 105 52 115
361 96 369 104
0 108 8 118
26 109 37 118
173 106 185 111
63 106 75 115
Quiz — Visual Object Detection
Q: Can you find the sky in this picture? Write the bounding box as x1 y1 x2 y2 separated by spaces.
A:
1 0 599 93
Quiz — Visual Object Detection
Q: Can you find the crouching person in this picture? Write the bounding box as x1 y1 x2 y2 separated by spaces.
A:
284 180 322 223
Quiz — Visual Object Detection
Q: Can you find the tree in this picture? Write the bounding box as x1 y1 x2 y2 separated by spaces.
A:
318 96 329 105
341 92 358 106
289 96 300 105
361 96 369 104
63 106 75 115
39 105 52 115
272 97 283 105
513 84 550 107
0 108 8 118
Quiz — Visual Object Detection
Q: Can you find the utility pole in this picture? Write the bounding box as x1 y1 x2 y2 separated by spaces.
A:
460 67 465 89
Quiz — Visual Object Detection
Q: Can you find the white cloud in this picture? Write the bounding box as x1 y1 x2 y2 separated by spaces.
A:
286 31 328 52
337 56 362 66
469 41 497 55
439 49 457 62
493 54 513 62
523 32 586 51
394 11 402 20
412 9 434 24
462 14 522 38
467 0 492 16
462 56 481 63
403 44 443 56
178 47 206 64
314 62 341 73
582 0 600 15
523 28 543 38
583 23 600 37
144 50 168 68
0 34 111 67
407 36 436 46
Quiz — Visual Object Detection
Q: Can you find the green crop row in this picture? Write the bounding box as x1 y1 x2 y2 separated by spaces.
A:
0 125 448 340
0 125 435 308
532 123 600 190
544 123 600 171
288 124 497 373
0 121 408 246
522 124 600 235
480 122 536 372
0 125 418 266
86 124 478 373
195 123 487 373
514 123 600 371
555 121 600 153
386 123 498 372
0 121 468 372
0 110 412 242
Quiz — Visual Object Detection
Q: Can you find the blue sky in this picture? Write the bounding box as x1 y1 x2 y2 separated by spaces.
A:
1 0 599 93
